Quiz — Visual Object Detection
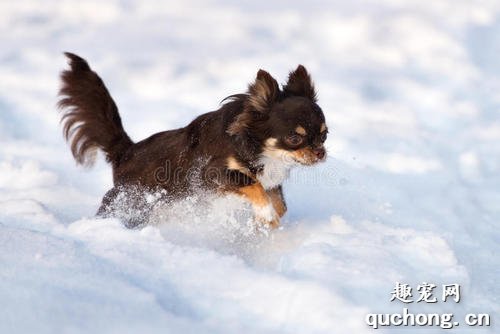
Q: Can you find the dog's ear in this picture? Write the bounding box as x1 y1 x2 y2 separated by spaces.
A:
247 69 280 112
227 70 279 136
226 70 281 136
283 65 317 102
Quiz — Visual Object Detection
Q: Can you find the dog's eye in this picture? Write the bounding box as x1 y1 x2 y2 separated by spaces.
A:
285 134 304 146
320 132 327 142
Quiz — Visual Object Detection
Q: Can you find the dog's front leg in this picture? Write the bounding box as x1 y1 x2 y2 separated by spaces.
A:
238 182 280 229
267 186 286 218
266 185 287 218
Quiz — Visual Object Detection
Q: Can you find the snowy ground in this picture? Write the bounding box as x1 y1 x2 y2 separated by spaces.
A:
1 1 499 333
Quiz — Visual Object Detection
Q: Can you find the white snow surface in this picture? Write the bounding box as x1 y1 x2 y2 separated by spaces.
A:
1 1 499 333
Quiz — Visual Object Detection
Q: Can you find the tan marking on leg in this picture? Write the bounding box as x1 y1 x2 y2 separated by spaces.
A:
267 187 287 217
295 125 307 136
239 182 269 206
238 182 280 228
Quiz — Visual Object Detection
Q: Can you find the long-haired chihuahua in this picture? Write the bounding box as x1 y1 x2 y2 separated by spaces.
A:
58 53 327 228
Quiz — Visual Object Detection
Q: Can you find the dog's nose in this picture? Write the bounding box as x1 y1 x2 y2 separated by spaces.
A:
313 147 326 160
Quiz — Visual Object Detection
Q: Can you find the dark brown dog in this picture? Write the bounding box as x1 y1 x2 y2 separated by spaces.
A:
58 53 327 228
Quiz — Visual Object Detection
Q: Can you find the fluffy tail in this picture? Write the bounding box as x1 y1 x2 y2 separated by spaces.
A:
58 52 133 167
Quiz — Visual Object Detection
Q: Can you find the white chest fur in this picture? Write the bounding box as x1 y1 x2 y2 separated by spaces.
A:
256 155 295 190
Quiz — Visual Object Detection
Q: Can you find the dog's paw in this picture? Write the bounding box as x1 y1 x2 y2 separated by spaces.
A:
254 204 280 229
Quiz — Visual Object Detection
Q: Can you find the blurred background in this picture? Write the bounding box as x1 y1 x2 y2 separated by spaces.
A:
0 1 498 333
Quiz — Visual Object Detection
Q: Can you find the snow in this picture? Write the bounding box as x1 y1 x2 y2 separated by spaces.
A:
1 0 499 333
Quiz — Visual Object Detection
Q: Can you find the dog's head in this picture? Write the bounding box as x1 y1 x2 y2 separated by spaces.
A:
228 65 327 166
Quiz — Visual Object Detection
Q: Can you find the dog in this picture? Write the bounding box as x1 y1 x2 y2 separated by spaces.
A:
58 53 327 228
